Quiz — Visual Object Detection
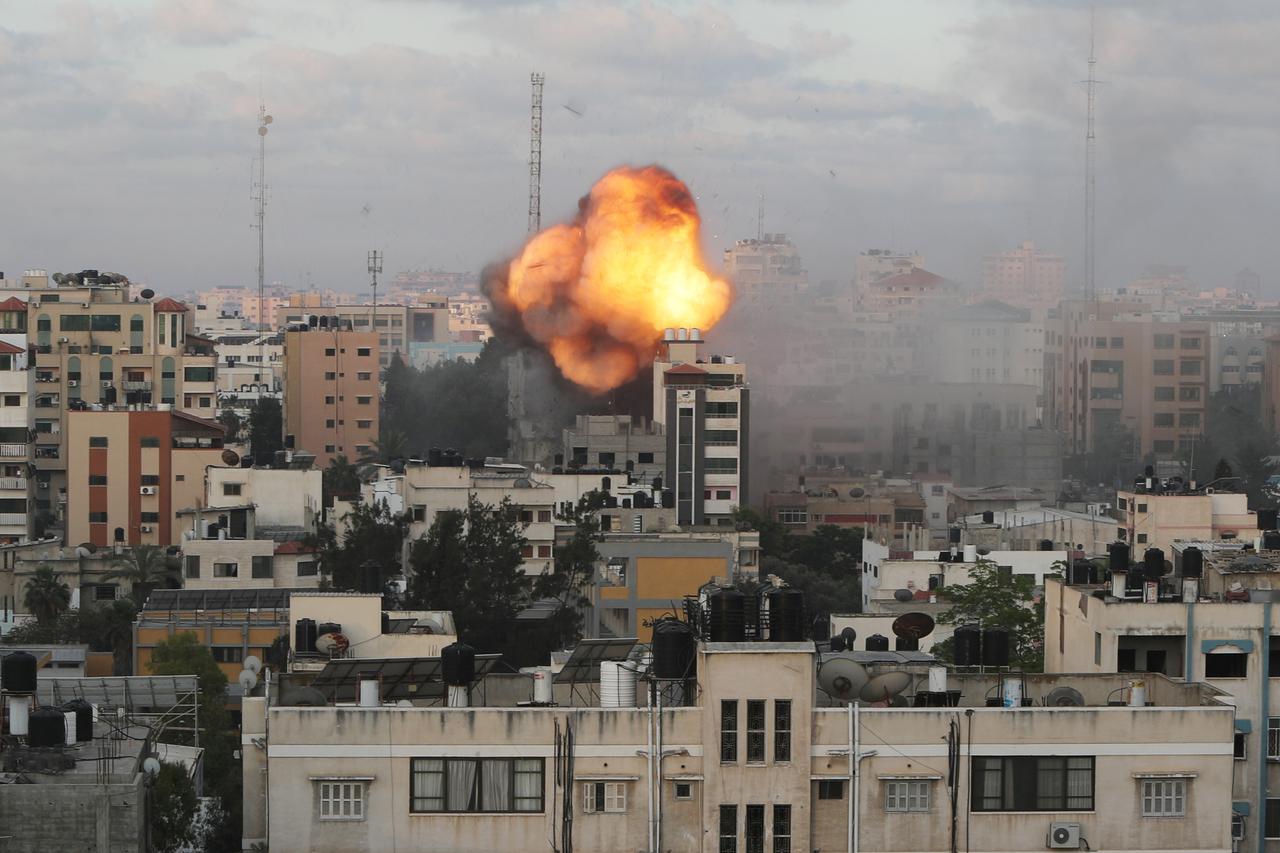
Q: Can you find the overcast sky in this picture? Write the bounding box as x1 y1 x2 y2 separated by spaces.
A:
0 0 1276 295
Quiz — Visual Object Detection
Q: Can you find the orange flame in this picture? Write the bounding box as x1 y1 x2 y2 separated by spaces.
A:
498 165 732 394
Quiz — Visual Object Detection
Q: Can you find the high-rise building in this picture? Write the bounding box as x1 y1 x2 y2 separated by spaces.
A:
722 234 807 308
283 327 380 467
653 329 748 526
854 249 924 289
980 241 1066 309
0 296 31 542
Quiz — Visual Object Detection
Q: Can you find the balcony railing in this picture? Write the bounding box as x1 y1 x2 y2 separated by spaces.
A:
0 513 26 527
0 477 28 490
123 380 152 391
0 444 28 457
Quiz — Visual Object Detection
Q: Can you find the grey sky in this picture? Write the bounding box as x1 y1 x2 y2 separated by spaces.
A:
0 0 1275 295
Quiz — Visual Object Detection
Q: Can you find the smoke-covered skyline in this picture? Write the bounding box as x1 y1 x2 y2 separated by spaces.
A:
0 0 1276 295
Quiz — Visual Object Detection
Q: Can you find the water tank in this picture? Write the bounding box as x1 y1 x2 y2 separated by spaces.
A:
1143 548 1166 580
660 490 675 509
953 624 981 666
441 643 476 686
1264 532 1280 551
1182 547 1204 579
865 633 890 652
707 589 746 642
28 706 66 748
948 527 962 544
1258 508 1279 530
294 618 318 654
381 611 390 635
1039 539 1054 551
981 511 995 524
1108 541 1130 574
895 635 919 652
427 447 443 467
651 619 697 680
317 622 342 638
652 476 663 492
767 589 806 642
1 651 38 694
981 627 1010 667
63 699 93 742
600 661 638 708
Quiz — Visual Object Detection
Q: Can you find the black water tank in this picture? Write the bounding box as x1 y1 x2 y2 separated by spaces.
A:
63 699 93 742
442 642 476 685
1264 532 1280 551
981 627 1010 667
652 475 663 491
294 618 318 654
1069 560 1092 585
1259 508 1279 530
811 615 830 643
949 527 962 544
1039 539 1054 551
317 622 342 637
428 447 443 467
381 611 391 635
981 511 995 524
1143 548 1166 580
661 490 675 509
1108 541 1130 574
895 635 919 652
651 619 697 680
768 589 806 642
1 651 38 694
708 589 747 642
954 625 981 666
865 633 890 652
28 706 66 748
1182 547 1204 579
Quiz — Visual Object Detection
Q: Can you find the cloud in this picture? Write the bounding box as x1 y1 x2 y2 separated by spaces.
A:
153 0 253 46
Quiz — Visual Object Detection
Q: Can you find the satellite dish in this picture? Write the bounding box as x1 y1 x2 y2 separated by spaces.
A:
893 588 914 603
142 756 161 776
817 655 869 701
977 547 991 556
860 671 913 702
238 669 259 692
848 487 865 498
264 115 273 124
258 126 268 136
221 449 241 466
891 612 936 640
244 655 262 674
316 633 350 655
139 288 155 300
1045 686 1085 707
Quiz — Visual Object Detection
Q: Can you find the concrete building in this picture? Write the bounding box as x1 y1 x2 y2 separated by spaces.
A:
203 464 322 530
0 316 32 541
856 267 958 322
211 331 283 397
1264 335 1280 435
561 414 665 482
282 326 380 467
654 330 748 527
854 248 924 289
1044 301 1210 459
243 639 1234 853
926 300 1046 387
287 592 457 674
64 409 225 548
722 233 808 309
954 506 1116 555
861 547 1067 612
980 240 1066 309
305 301 451 369
1115 487 1256 553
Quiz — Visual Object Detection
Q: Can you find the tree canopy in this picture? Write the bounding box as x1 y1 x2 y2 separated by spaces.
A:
531 491 605 651
105 545 177 605
312 501 410 593
731 506 863 620
150 762 199 853
2 600 138 674
380 342 509 458
933 560 1047 671
248 397 283 461
23 565 71 624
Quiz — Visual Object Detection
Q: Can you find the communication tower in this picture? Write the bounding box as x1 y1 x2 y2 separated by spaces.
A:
529 72 544 234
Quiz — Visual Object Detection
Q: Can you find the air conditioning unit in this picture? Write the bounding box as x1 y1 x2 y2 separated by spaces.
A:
139 524 153 533
67 379 78 387
140 486 157 495
1047 822 1082 849
102 381 112 388
57 337 69 344
36 481 47 489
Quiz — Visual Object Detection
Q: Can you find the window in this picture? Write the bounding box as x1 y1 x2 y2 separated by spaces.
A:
674 782 692 800
537 510 552 523
885 780 931 812
1269 799 1280 839
325 348 336 356
1141 778 1186 817
719 804 737 853
536 545 551 558
1181 337 1201 349
325 372 336 380
325 395 335 404
141 436 159 448
356 420 372 429
705 458 738 473
211 647 244 664
706 429 738 445
88 474 107 486
746 699 766 762
1154 387 1175 401
223 483 243 496
88 511 108 523
59 314 90 331
1268 718 1280 759
1154 333 1174 349
410 757 544 812
971 756 1094 811
325 419 336 428
94 585 117 602
1179 386 1201 401
1179 412 1201 428
1180 359 1202 376
357 347 371 357
297 560 318 577
519 509 534 524
89 436 108 448
1205 652 1248 678
140 474 160 485
774 700 791 762
1154 360 1174 375
1153 412 1175 428
1110 337 1124 348
582 781 626 813
213 561 238 578
818 780 844 800
318 781 365 821
140 512 160 523
184 366 215 382
772 804 790 853
1137 533 1149 543
356 395 372 405
638 452 654 464
720 700 738 762
252 556 274 579
776 509 807 524
1235 732 1247 760
745 804 765 853
184 556 200 579
90 314 121 332
2 395 18 407
357 371 372 381
706 401 738 416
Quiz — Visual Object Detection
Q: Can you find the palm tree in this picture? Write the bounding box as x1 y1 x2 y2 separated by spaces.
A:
23 565 70 624
105 545 177 605
358 428 409 467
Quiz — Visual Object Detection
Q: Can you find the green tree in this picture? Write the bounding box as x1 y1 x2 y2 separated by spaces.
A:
3 600 138 674
358 428 410 467
314 501 410 593
531 491 605 650
380 341 509 458
247 397 283 461
322 455 362 509
406 496 529 652
105 544 177 605
731 505 791 557
762 556 861 622
218 406 242 443
150 761 198 853
22 565 70 624
933 560 1047 671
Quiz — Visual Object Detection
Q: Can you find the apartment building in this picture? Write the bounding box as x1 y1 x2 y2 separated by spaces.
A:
1045 301 1210 459
282 327 379 467
722 233 808 309
243 639 1233 853
860 544 1067 612
64 409 225 547
282 302 449 369
1115 487 1256 552
926 299 1046 387
560 414 665 482
856 267 958 321
980 240 1066 309
1046 545 1280 848
854 248 924 288
211 332 283 396
0 303 32 541
654 330 748 526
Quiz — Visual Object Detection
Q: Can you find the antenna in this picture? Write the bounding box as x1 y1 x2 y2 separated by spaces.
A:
368 249 383 327
528 72 545 235
1082 7 1099 301
252 102 273 371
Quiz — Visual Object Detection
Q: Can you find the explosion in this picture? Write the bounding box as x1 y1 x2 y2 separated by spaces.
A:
489 165 732 394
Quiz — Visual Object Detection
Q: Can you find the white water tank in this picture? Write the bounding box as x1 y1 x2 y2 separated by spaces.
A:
600 661 637 707
1128 680 1147 707
963 544 977 563
1001 676 1023 708
532 667 553 704
358 676 380 708
63 711 76 746
928 666 948 693
7 696 29 736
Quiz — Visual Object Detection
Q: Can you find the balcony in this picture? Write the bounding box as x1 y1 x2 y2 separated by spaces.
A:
0 477 28 490
123 380 152 391
0 444 28 458
0 513 26 527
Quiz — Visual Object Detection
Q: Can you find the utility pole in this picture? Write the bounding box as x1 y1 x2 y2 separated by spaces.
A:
367 250 383 328
529 72 544 235
252 103 273 382
1083 8 1098 301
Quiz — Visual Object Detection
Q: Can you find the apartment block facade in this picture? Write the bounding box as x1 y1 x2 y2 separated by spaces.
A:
0 301 32 541
283 328 379 467
980 240 1066 309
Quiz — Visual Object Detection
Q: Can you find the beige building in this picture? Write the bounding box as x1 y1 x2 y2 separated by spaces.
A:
722 233 808 309
0 305 32 541
980 240 1066 309
1116 488 1256 553
283 327 380 467
243 640 1233 853
279 302 450 369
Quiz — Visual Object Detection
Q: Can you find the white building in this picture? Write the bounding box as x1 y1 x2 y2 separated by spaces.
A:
980 240 1065 309
927 300 1046 387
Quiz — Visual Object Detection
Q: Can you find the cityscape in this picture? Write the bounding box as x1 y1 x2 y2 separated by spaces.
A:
0 2 1278 852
